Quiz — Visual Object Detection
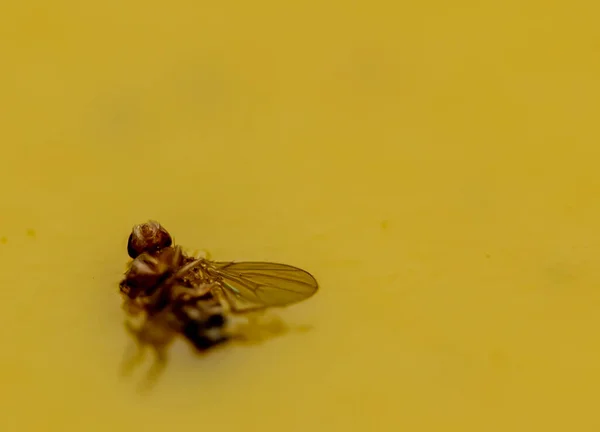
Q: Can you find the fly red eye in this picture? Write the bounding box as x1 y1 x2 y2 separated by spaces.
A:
127 220 172 258
126 233 138 259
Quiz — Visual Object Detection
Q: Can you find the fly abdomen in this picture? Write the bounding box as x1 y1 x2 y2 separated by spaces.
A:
175 297 228 351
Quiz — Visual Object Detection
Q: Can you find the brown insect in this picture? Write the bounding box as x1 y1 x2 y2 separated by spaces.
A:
119 220 319 351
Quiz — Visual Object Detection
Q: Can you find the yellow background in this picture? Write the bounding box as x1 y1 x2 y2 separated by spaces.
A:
1 1 600 430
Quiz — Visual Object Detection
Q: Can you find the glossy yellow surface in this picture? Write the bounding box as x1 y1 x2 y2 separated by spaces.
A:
2 1 600 430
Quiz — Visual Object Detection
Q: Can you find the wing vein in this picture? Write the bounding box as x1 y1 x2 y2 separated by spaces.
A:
206 261 318 311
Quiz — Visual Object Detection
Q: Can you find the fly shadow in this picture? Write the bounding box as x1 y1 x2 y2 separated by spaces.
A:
119 309 312 393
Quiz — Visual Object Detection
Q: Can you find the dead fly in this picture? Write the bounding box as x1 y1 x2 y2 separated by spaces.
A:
119 220 319 353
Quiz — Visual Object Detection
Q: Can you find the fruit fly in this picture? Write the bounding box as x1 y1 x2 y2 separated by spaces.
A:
119 220 319 351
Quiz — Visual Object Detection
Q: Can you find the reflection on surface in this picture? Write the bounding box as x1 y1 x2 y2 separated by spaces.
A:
120 310 311 392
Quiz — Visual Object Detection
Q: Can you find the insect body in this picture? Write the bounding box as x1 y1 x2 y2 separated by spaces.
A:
119 221 318 351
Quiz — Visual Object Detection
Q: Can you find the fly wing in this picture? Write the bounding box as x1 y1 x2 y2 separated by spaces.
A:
206 261 318 312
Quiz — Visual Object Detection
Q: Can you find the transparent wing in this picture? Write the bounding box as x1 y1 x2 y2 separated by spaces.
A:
206 261 318 312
